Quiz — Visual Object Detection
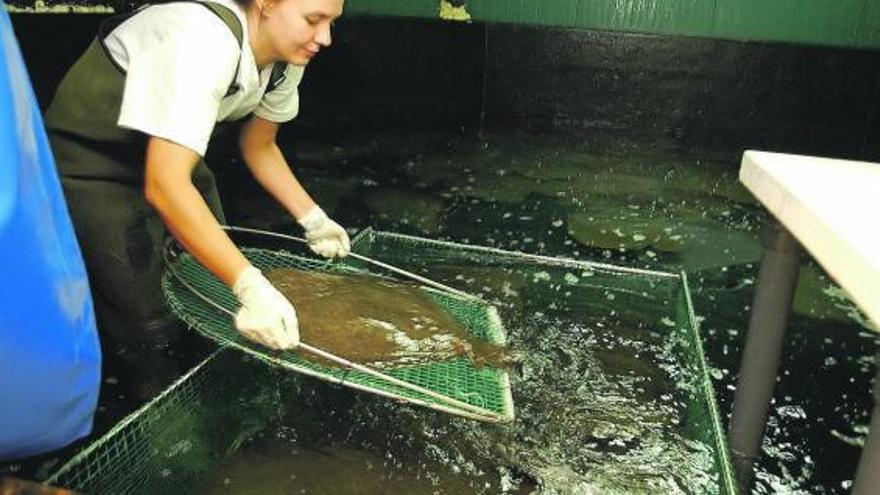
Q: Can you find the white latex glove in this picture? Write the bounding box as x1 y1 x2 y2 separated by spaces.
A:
298 206 350 258
233 266 299 350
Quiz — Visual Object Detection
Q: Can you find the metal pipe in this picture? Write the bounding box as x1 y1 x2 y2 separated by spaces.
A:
728 220 802 493
161 232 501 420
223 225 484 302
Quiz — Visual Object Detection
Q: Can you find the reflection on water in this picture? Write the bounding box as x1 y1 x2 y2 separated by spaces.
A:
198 438 526 495
224 130 764 272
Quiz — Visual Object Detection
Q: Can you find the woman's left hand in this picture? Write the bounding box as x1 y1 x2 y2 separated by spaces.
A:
298 206 350 258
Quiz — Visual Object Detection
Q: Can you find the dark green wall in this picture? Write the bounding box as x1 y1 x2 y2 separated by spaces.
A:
6 0 879 48
346 0 880 50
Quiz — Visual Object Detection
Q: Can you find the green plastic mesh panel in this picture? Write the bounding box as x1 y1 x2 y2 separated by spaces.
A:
162 247 514 423
46 349 299 495
676 272 738 494
348 229 738 494
48 230 735 494
46 351 218 494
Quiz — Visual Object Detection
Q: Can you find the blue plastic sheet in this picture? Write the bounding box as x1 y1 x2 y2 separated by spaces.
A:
0 4 101 460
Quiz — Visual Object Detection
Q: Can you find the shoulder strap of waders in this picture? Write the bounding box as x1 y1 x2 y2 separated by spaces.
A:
266 61 288 93
97 1 245 97
199 4 288 96
96 4 148 74
199 2 245 97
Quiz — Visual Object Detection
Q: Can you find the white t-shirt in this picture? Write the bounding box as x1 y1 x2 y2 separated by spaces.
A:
103 0 304 156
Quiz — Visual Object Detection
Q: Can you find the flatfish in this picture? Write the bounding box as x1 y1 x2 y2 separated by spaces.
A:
266 268 508 368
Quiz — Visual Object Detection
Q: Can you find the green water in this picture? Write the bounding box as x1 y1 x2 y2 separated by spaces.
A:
215 129 876 494
223 130 762 271
16 129 874 494
151 240 725 494
183 317 718 494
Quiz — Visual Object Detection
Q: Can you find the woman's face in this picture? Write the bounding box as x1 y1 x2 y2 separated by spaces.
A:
262 0 344 66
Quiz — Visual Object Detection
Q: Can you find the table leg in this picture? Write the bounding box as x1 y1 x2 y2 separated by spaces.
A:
728 220 801 492
851 350 880 495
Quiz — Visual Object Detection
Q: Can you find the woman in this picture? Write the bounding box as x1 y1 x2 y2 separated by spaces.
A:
45 0 346 365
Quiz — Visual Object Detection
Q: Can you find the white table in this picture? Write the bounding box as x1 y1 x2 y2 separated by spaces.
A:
729 150 880 493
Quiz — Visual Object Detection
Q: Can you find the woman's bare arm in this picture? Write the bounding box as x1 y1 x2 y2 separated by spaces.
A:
144 136 250 287
239 115 316 221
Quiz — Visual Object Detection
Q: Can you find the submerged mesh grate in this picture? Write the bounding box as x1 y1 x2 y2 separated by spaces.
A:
162 247 514 423
46 351 219 494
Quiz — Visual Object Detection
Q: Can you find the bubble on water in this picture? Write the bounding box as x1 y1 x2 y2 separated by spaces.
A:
777 405 807 420
531 271 551 282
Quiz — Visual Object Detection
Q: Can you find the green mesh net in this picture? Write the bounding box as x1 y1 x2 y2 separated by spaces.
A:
46 350 223 494
47 229 737 494
161 241 515 423
46 350 301 495
347 229 739 494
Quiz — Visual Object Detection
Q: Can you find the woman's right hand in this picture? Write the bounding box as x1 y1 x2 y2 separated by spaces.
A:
232 266 299 350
